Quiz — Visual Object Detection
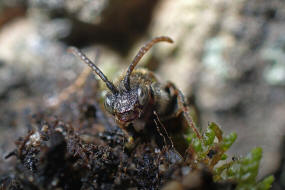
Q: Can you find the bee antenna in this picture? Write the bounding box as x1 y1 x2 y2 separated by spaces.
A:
68 47 118 94
123 36 173 91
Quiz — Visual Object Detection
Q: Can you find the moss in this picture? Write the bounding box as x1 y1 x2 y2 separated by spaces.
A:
186 122 273 190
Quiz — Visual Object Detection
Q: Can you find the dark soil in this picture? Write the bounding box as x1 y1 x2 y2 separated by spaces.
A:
0 78 235 190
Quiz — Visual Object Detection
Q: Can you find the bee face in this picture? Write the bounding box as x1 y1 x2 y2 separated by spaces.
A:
104 85 149 123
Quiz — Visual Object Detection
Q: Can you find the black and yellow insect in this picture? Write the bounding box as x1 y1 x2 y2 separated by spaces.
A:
69 36 201 154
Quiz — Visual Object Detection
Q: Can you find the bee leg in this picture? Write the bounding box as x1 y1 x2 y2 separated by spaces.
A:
116 123 137 150
165 82 202 140
125 135 135 149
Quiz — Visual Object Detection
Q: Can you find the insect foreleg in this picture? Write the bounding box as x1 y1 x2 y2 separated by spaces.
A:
165 82 202 140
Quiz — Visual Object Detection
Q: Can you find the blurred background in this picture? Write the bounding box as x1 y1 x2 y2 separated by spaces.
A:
0 0 285 186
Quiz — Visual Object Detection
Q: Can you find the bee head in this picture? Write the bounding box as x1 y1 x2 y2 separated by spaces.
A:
104 84 149 123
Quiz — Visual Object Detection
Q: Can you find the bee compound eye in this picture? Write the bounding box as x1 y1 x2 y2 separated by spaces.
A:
137 86 148 105
104 94 114 114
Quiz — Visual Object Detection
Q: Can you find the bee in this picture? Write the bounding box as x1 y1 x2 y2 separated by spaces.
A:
69 36 201 153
